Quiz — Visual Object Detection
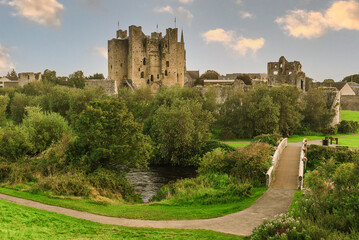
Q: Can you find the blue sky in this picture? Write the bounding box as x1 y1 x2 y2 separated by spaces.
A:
0 0 359 81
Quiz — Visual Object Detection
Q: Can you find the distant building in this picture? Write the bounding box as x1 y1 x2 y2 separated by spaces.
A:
347 82 359 95
268 56 306 91
18 72 42 87
313 82 356 96
108 25 186 92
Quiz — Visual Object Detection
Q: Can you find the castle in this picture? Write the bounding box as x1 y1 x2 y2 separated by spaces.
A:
108 25 186 92
267 56 306 91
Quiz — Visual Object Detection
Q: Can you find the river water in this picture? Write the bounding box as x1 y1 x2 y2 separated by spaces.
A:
126 166 197 202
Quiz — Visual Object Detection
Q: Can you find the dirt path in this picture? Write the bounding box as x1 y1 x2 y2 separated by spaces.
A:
0 144 301 236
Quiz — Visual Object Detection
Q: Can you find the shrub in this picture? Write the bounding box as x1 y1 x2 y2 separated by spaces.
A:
337 120 359 134
197 148 228 175
199 140 234 156
322 125 338 135
252 133 282 146
225 142 273 186
0 125 32 161
219 127 236 140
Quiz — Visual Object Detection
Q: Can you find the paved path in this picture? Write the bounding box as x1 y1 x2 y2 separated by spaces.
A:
0 143 301 236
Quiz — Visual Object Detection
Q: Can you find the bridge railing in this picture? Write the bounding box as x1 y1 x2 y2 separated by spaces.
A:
266 138 288 187
298 138 307 190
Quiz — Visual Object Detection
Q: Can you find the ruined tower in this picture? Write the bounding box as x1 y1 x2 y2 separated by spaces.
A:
267 56 306 91
108 25 186 91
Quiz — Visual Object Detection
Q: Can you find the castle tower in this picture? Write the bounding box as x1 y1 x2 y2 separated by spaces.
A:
108 25 186 91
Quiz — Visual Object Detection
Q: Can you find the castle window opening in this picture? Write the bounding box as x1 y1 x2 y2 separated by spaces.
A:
151 75 154 82
157 74 159 79
301 80 304 90
120 63 123 67
141 72 144 78
143 58 146 65
111 65 113 70
166 61 169 67
28 75 30 80
273 71 278 75
147 79 150 84
138 68 140 72
165 70 168 76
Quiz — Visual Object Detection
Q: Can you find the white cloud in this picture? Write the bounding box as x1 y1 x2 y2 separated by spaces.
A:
154 6 193 25
0 44 15 76
276 0 359 39
7 0 64 27
235 0 242 5
177 6 193 24
93 47 107 59
179 0 193 4
202 28 265 56
154 5 174 14
240 11 254 19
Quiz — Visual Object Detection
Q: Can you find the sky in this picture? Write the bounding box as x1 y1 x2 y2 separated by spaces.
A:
0 0 359 81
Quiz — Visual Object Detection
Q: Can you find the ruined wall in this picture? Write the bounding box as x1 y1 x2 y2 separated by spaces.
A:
108 25 186 91
85 80 119 96
341 95 359 111
18 72 41 87
268 56 305 91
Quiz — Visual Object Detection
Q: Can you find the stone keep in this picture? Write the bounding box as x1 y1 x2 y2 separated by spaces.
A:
108 26 186 91
267 56 306 91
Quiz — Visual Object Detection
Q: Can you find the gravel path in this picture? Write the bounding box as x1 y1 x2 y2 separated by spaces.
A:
0 143 301 236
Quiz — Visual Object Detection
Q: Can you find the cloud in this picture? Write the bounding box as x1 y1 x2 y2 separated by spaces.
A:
154 5 174 14
235 0 242 5
93 47 107 59
240 11 254 19
179 0 194 3
6 0 64 27
202 28 265 56
0 44 15 76
276 0 359 39
154 6 193 25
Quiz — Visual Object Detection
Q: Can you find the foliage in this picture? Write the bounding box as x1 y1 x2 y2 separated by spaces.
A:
6 69 18 80
197 148 229 175
150 173 253 205
88 73 105 79
225 142 273 186
0 94 10 123
252 133 281 146
67 70 86 88
70 98 152 171
150 98 214 166
219 127 237 140
236 74 252 85
322 125 338 135
199 70 219 80
342 74 359 84
323 79 335 83
302 88 335 131
199 140 234 156
10 93 28 123
22 107 71 154
0 125 32 161
337 120 359 134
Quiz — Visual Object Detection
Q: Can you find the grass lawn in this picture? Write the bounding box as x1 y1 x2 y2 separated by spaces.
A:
221 140 251 148
341 110 359 122
0 199 244 240
0 187 266 220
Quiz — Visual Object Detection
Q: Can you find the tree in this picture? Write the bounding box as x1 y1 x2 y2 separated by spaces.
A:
302 88 335 131
150 99 214 166
22 107 71 154
342 74 359 83
200 70 220 80
67 70 86 88
6 69 18 80
0 95 10 123
89 73 105 79
236 74 252 85
324 79 335 83
42 69 61 85
0 124 32 160
10 93 29 123
70 98 152 171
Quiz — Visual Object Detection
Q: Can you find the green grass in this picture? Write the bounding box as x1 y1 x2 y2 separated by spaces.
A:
288 190 303 213
0 199 244 240
0 187 267 220
341 110 359 122
221 140 251 148
338 135 359 148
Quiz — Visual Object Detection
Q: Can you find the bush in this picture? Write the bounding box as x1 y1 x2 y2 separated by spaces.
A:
197 148 228 175
150 174 252 205
252 133 282 146
225 142 273 186
0 125 32 161
199 140 234 156
322 125 338 135
219 127 236 140
337 120 359 134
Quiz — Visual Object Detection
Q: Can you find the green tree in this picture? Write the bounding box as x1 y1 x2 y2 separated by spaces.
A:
150 99 214 166
200 70 220 80
0 124 32 160
22 107 71 154
89 73 105 79
302 88 335 131
67 70 86 89
249 95 280 135
10 93 29 123
70 98 152 171
342 74 359 83
236 74 252 85
0 95 10 123
6 69 18 80
323 79 335 83
42 69 62 85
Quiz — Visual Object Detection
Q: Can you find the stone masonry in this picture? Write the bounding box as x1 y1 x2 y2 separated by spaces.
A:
108 26 186 92
268 56 306 91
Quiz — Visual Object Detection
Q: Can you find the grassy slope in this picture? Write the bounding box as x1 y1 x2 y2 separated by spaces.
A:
0 187 266 220
0 199 244 240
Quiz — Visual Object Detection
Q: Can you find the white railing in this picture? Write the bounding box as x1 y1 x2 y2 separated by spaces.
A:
266 138 288 187
298 138 307 190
